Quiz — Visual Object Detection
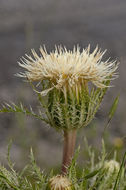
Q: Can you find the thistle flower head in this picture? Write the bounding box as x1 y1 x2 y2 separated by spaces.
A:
48 175 72 190
17 45 119 130
18 45 118 95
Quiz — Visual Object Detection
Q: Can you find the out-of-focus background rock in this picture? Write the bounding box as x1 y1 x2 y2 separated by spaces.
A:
0 0 126 170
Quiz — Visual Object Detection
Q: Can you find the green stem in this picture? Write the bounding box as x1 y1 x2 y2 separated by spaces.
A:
61 129 77 175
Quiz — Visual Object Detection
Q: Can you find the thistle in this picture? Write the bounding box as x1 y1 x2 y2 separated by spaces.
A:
15 45 118 175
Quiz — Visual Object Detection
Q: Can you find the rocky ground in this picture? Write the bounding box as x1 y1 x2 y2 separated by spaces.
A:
0 0 126 170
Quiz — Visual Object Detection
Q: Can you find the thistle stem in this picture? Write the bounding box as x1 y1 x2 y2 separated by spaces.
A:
61 129 77 175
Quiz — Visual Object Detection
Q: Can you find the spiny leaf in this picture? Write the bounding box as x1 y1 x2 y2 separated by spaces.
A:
0 103 49 124
7 140 15 172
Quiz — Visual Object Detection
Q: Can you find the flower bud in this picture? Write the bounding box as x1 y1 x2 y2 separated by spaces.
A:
113 137 123 149
48 175 72 190
104 160 120 174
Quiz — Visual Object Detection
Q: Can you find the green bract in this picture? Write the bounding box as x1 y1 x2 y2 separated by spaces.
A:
37 80 109 131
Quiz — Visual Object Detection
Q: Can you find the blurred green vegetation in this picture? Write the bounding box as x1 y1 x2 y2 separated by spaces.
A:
0 139 126 189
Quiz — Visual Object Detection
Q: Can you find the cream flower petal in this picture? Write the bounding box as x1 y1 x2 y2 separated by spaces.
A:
17 45 119 91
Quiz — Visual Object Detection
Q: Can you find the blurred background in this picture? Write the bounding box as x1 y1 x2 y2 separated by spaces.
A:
0 0 126 171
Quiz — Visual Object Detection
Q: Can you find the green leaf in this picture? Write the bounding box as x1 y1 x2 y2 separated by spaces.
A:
84 168 101 179
108 95 119 120
113 151 126 190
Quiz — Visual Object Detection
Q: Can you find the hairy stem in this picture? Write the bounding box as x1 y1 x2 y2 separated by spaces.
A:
61 129 77 175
